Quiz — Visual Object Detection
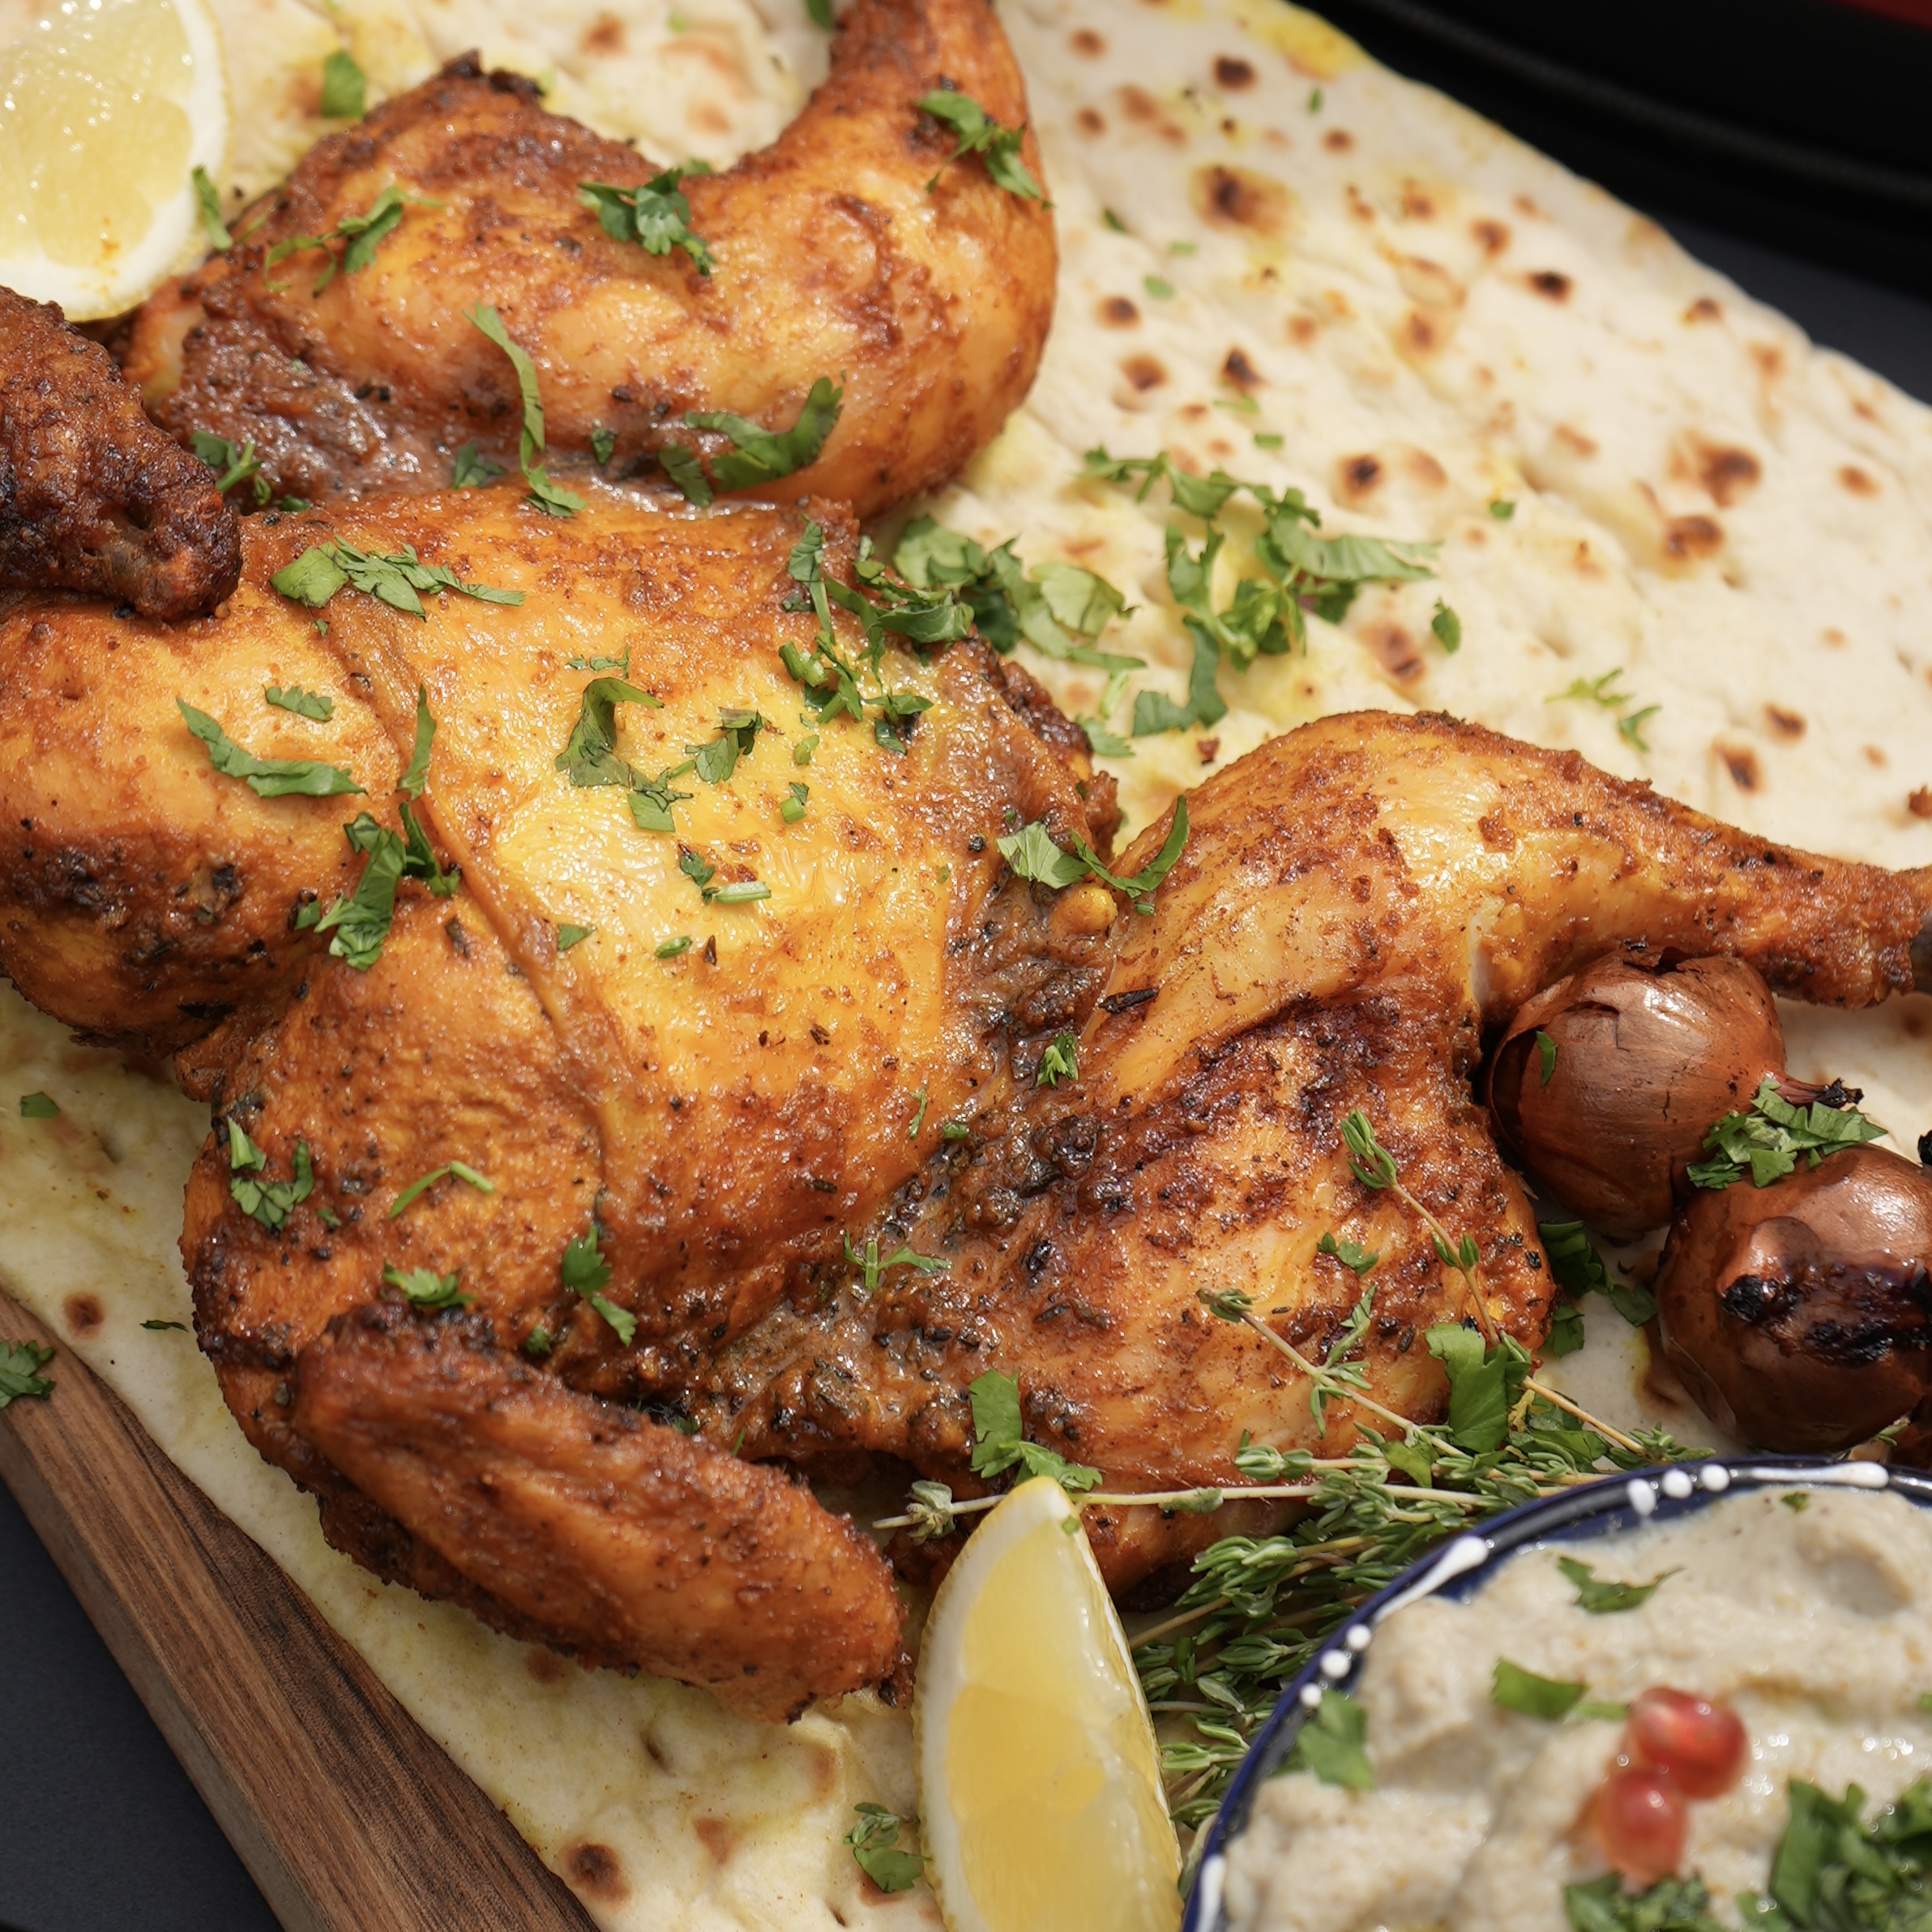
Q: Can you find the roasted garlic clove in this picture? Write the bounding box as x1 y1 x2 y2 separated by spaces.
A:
1654 1144 1932 1452
1487 955 1786 1241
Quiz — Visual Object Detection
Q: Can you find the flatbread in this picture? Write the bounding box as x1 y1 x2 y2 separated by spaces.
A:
6 0 1932 1925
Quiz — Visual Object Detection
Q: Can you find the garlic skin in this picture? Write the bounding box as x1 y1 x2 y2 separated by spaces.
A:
1654 1144 1932 1452
1486 955 1786 1241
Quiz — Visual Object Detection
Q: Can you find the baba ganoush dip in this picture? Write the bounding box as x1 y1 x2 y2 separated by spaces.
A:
1223 1486 1932 1932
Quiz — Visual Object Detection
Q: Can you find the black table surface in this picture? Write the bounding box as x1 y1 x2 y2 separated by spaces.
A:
5 81 1932 1932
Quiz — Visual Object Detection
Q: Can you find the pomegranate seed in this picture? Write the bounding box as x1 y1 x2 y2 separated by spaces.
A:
1592 1767 1688 1887
1627 1688 1747 1798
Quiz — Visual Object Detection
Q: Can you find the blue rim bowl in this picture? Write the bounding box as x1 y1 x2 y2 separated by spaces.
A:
1180 1454 1932 1932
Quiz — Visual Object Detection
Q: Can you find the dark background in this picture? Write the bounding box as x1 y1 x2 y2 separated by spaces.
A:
4 6 1932 1928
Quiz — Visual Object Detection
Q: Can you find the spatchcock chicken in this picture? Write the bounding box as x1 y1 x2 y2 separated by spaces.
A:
3 0 1932 1722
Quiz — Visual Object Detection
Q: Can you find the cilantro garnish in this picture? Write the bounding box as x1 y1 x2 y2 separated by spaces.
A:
562 1225 611 1298
226 1122 315 1230
268 540 521 616
1536 1030 1558 1084
1618 705 1660 753
383 1265 471 1310
918 90 1045 202
780 780 809 823
1564 1874 1723 1931
894 518 1135 671
1426 1323 1532 1454
399 684 435 798
466 303 586 516
1541 1220 1655 1330
1557 1554 1676 1615
566 651 630 673
655 934 693 959
590 425 615 467
319 47 365 119
265 684 333 722
297 817 407 968
588 1293 636 1344
0 1339 55 1411
191 430 269 507
1688 1077 1887 1190
398 799 459 897
19 1092 58 1118
265 184 437 294
843 1233 950 1293
1036 1031 1078 1088
579 171 715 274
451 442 504 489
804 0 833 25
677 375 843 498
1491 1658 1587 1720
191 165 231 250
687 706 767 785
1431 599 1462 653
844 1805 925 1894
1287 1689 1374 1790
178 701 364 799
967 1369 1101 1494
556 676 665 788
996 797 1188 917
1316 1232 1378 1276
557 923 593 951
388 1159 493 1219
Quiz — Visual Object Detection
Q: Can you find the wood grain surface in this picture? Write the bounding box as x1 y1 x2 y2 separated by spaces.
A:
0 1291 596 1932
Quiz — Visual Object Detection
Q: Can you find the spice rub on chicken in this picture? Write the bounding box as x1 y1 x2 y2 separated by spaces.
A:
5 480 1932 1711
121 0 1056 517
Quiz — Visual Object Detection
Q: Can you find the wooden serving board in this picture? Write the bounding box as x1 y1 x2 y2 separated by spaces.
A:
0 1293 596 1932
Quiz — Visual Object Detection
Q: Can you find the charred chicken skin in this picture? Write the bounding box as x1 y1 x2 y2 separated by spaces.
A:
121 0 1055 518
5 480 1932 1713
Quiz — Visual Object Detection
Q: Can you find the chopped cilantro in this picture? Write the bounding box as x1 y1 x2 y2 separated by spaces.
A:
1036 1031 1079 1088
579 171 715 274
1688 1077 1887 1190
451 442 504 489
1536 1030 1558 1084
466 303 586 516
804 0 834 24
299 817 408 970
844 1233 951 1293
908 1088 929 1139
1315 1232 1378 1276
1288 1689 1374 1790
566 651 630 673
1431 599 1462 653
657 443 712 506
687 705 767 785
0 1339 55 1411
179 701 364 799
226 1122 315 1230
265 184 435 293
1540 1220 1656 1327
1563 1873 1723 1932
843 1805 925 1894
561 1225 611 1298
793 733 819 767
941 1120 971 1142
557 922 593 951
590 425 616 466
398 800 459 898
191 165 231 249
780 780 810 823
1619 705 1660 754
554 677 666 809
1490 498 1516 519
524 1323 553 1358
1491 1658 1586 1720
1307 85 1323 111
683 375 842 495
1557 1555 1677 1615
319 47 365 119
1143 274 1175 300
655 934 693 959
383 1265 471 1309
388 1159 494 1219
996 796 1188 916
918 90 1045 201
268 540 521 616
677 849 716 893
1254 431 1284 450
190 430 268 506
1426 1323 1532 1454
19 1092 58 1118
967 1369 1101 1493
1079 716 1135 757
265 684 334 722
588 1293 637 1345
711 879 770 904
399 684 436 797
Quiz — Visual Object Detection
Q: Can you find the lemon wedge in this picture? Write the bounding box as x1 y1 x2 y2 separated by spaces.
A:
0 0 229 318
915 1476 1182 1932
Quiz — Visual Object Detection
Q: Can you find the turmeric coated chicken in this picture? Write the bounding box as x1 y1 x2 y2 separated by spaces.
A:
5 480 1932 1716
120 0 1055 517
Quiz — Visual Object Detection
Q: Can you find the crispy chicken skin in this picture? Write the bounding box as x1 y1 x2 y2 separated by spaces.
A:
122 0 1054 516
11 494 1932 1704
0 289 239 620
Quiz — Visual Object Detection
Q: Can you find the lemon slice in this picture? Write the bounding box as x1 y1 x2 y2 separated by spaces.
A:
915 1476 1182 1932
0 0 229 318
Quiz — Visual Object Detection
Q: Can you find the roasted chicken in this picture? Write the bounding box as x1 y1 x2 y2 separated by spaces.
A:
4 474 1932 1714
120 0 1055 517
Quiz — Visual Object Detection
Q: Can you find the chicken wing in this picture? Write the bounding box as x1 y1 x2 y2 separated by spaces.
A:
122 0 1054 516
0 288 238 620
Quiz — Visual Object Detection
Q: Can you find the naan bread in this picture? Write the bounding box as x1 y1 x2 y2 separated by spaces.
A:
6 0 1932 1925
